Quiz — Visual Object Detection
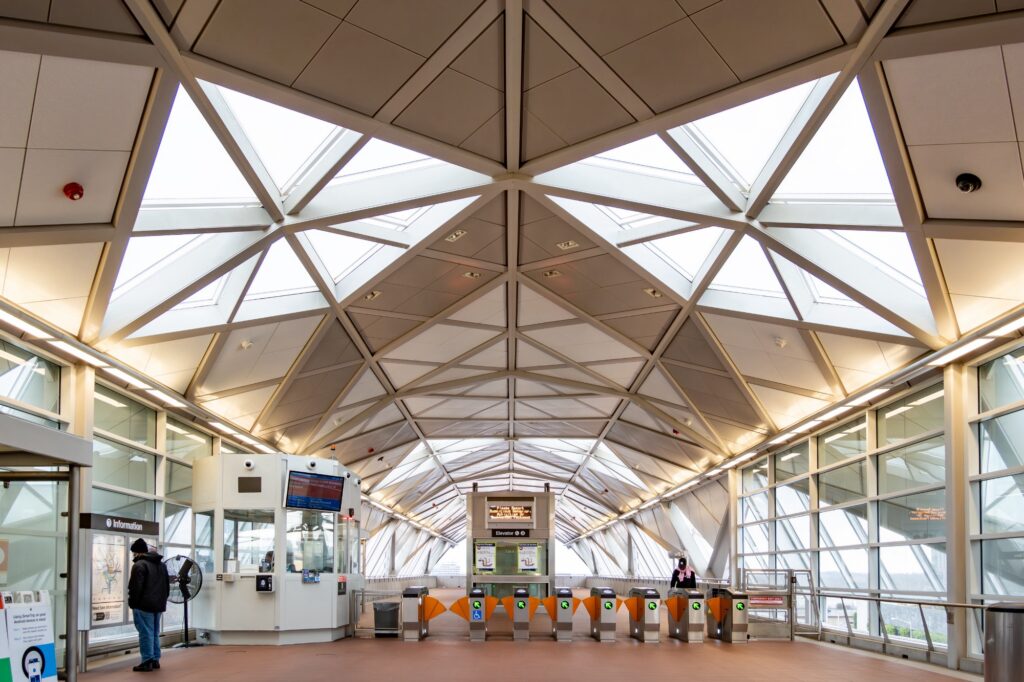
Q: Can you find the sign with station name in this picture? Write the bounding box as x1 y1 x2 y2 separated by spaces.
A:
491 529 530 538
80 513 159 536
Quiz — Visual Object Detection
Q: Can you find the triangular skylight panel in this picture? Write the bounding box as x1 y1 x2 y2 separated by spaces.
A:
113 234 207 296
684 79 817 190
216 83 342 192
305 230 380 283
587 135 700 183
143 86 256 204
709 236 786 297
174 273 229 310
829 230 923 293
332 138 443 183
774 79 894 202
647 226 726 281
244 240 318 300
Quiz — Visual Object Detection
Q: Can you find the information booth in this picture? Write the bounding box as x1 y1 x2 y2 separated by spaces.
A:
466 491 555 600
191 453 363 645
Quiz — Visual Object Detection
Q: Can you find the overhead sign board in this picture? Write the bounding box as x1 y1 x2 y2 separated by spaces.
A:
491 529 529 538
80 514 159 536
487 503 533 523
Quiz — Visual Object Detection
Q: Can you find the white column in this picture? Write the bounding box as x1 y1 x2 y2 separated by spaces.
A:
944 363 969 669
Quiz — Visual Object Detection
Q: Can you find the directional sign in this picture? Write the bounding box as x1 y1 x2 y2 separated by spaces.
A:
516 600 526 609
647 601 657 611
691 602 702 611
736 602 745 611
603 601 613 610
471 609 483 622
560 600 570 610
472 600 482 610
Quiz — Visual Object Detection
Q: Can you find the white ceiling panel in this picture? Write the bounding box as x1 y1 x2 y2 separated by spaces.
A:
0 149 23 226
518 284 576 326
112 334 213 394
381 360 436 388
0 51 39 148
448 284 506 326
200 383 279 431
28 57 153 152
0 242 101 333
523 323 639 363
385 324 500 363
15 149 129 226
817 332 924 392
200 316 323 394
936 238 1024 332
910 142 1024 220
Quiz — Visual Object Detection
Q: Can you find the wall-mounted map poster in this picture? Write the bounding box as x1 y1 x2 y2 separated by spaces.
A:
91 534 125 627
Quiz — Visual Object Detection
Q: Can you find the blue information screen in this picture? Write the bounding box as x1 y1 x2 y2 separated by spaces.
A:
285 471 344 512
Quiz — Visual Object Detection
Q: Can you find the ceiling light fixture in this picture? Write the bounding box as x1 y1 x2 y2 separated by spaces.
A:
48 341 107 368
542 270 562 278
0 310 50 338
643 288 663 298
445 229 467 242
103 367 149 389
463 271 481 279
146 388 185 408
363 290 382 301
556 240 578 251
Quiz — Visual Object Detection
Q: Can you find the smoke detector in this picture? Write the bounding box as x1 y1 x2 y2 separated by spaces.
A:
63 182 84 201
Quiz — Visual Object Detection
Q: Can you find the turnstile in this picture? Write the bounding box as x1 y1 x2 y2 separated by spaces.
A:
666 589 704 643
469 587 487 642
402 586 430 641
589 587 618 642
706 588 749 643
552 587 574 642
628 587 661 643
512 587 531 641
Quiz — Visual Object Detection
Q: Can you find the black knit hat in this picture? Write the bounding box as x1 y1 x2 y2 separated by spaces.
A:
130 538 149 554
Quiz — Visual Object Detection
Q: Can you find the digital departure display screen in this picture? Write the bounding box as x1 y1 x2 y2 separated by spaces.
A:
284 471 344 512
488 503 533 522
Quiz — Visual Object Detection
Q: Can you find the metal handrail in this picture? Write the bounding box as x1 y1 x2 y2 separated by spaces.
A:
814 591 985 611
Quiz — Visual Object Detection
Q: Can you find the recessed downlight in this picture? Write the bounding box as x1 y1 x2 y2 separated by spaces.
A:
445 229 467 242
643 288 662 298
363 290 382 301
556 240 578 251
543 270 562 278
463 271 481 279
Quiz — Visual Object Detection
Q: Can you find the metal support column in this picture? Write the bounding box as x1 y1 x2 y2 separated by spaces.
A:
65 466 81 682
945 363 969 669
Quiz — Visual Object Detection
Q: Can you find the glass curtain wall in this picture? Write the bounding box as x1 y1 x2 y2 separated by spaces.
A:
90 384 217 643
738 382 946 647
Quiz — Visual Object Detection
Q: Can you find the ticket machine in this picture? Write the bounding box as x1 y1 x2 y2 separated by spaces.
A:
666 589 705 642
627 587 661 643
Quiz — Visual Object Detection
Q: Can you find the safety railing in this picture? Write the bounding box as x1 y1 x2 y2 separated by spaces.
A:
814 591 986 657
742 568 820 637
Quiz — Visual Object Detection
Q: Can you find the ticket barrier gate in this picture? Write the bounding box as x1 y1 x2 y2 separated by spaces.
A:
706 588 749 643
448 588 498 642
626 587 661 643
542 587 577 642
585 587 619 642
500 587 540 641
666 589 705 643
401 586 446 641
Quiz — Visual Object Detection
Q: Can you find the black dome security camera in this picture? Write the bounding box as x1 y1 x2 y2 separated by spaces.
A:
955 173 982 193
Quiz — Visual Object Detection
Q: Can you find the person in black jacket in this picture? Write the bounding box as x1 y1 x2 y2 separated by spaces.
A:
670 557 698 589
127 539 170 673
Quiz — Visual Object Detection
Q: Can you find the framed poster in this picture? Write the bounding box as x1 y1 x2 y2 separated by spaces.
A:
475 543 495 573
0 597 11 682
517 544 538 572
90 534 126 627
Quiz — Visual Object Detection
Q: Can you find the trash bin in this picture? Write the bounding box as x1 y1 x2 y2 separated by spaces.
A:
374 601 400 638
985 603 1024 682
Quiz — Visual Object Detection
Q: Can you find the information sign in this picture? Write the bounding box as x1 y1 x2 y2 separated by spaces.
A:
90 534 125 626
487 504 532 523
517 544 538 572
4 591 57 682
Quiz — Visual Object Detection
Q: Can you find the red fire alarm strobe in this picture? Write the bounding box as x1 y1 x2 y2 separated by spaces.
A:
63 183 84 201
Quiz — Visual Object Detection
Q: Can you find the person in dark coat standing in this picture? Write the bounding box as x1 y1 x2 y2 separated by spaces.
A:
128 539 170 672
670 557 698 589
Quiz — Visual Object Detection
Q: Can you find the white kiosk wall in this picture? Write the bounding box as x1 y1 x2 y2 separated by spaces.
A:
191 454 363 645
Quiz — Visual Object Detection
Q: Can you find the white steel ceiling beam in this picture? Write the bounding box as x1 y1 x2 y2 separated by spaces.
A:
0 16 163 66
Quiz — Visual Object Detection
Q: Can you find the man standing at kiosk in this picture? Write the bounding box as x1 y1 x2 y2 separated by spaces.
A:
128 539 170 672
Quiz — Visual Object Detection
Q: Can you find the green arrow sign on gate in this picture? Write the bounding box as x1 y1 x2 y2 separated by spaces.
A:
647 601 657 611
472 600 482 610
560 600 570 610
691 602 701 611
603 601 613 610
517 600 526 609
736 602 745 611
